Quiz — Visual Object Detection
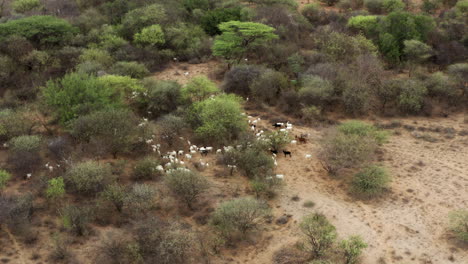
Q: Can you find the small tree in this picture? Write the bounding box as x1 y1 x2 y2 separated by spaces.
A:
222 64 264 96
125 183 156 214
43 73 125 123
61 205 93 236
165 169 209 210
12 0 41 13
398 79 428 113
320 131 377 175
134 25 165 46
46 177 66 201
352 165 391 198
448 210 468 242
101 184 127 213
403 40 433 75
340 236 368 264
156 114 187 147
213 21 278 66
299 75 335 107
210 197 270 239
70 109 140 158
110 61 150 79
135 79 182 118
182 76 219 103
264 131 292 151
8 135 42 174
250 69 288 105
64 161 113 195
133 157 162 181
299 213 337 258
0 169 11 194
190 94 247 144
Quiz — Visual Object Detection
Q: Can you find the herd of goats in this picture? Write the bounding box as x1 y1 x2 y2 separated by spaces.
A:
144 115 311 179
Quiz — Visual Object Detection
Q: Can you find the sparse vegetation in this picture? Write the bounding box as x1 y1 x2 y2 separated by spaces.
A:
0 0 465 262
448 210 468 242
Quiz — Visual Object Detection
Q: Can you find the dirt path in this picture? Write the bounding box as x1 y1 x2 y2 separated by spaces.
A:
2 225 26 264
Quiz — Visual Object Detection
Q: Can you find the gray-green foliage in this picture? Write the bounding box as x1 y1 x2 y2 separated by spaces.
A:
299 75 334 106
101 183 127 213
136 79 182 118
125 183 156 214
448 210 468 242
398 79 427 113
165 169 209 209
250 69 288 104
64 161 113 195
0 109 35 140
210 197 270 239
70 109 140 158
133 157 162 181
352 165 391 198
340 236 368 264
61 205 93 236
299 213 337 257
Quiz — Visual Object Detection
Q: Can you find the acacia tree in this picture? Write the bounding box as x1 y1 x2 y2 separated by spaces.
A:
212 21 278 66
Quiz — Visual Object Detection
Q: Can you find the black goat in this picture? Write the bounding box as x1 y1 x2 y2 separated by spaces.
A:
283 150 292 157
270 149 278 155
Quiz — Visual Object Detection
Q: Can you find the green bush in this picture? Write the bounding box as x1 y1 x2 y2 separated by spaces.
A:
338 121 389 144
340 236 368 264
0 109 35 141
46 177 66 201
125 183 156 214
299 213 337 257
222 144 274 178
134 25 165 46
302 4 322 24
70 109 140 158
213 21 278 65
447 63 468 96
43 73 125 123
299 75 334 106
210 197 270 239
0 169 11 192
189 94 247 145
448 210 468 242
101 184 127 213
64 161 113 195
364 0 385 13
12 0 41 13
61 205 93 236
201 7 243 35
382 0 405 12
250 176 282 199
421 0 441 14
347 15 378 34
0 16 77 46
98 75 143 95
134 218 194 264
319 0 340 6
156 114 187 146
133 157 162 181
397 79 428 113
8 135 42 174
121 4 167 39
165 23 210 60
425 72 457 98
351 165 391 198
377 12 435 63
181 76 219 103
222 64 264 96
250 69 288 105
79 48 114 68
135 79 182 118
165 169 209 209
320 130 378 174
109 61 150 79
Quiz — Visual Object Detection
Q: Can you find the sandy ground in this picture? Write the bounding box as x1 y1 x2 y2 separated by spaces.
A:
219 111 468 264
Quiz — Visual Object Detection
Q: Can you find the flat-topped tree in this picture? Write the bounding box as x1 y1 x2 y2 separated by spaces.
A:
213 21 278 67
